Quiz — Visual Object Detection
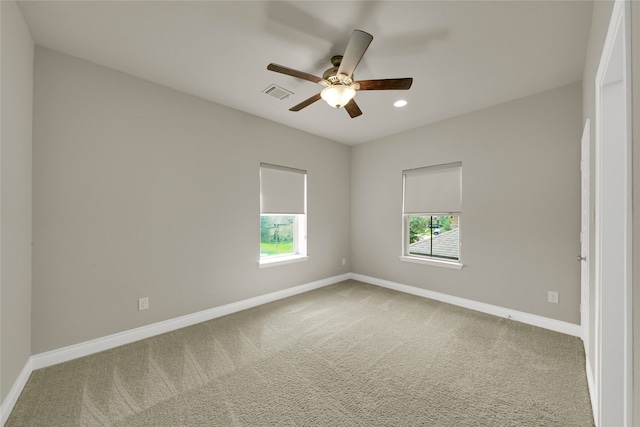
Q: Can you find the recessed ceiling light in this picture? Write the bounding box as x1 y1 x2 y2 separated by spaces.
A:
394 100 408 108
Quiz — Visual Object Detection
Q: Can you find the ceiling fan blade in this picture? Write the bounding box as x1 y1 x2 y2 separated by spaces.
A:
355 78 413 91
267 63 326 85
289 93 322 111
344 99 363 118
337 30 373 79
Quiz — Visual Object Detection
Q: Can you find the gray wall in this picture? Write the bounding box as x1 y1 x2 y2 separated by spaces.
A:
0 0 33 402
32 47 350 354
581 0 614 387
351 83 582 324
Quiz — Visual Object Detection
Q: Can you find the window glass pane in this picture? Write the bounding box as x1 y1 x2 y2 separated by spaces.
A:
408 215 459 260
260 215 296 257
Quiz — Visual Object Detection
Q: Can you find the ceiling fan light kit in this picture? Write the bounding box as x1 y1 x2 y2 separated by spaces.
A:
267 29 413 118
321 85 356 109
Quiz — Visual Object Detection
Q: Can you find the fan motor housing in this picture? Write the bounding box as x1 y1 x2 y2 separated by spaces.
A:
323 55 352 84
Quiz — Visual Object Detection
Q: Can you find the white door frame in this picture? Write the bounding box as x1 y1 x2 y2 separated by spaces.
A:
580 119 590 351
594 0 633 425
580 119 597 418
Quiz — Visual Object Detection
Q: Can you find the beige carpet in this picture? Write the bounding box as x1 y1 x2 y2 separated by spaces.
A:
7 280 594 426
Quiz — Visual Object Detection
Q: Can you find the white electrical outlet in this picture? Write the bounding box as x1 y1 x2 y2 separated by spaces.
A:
342 258 346 266
138 297 149 311
548 291 559 304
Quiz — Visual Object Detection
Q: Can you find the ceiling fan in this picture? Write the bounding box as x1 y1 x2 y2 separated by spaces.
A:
267 30 413 118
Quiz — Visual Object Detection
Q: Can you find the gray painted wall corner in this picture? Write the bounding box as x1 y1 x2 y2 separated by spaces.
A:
0 0 33 403
351 82 583 325
31 47 351 354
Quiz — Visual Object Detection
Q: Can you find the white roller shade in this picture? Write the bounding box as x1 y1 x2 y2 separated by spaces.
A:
403 162 462 214
260 163 306 214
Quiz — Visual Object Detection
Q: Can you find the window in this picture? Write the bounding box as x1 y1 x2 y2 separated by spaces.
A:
401 162 462 269
260 215 296 257
407 215 460 260
259 163 307 267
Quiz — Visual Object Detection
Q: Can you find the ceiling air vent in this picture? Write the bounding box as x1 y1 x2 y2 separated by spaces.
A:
263 84 294 100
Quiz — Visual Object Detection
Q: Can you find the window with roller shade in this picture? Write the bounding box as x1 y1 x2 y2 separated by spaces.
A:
401 162 462 267
259 163 307 267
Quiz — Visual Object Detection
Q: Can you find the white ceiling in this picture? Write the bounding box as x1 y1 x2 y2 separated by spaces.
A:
17 1 594 145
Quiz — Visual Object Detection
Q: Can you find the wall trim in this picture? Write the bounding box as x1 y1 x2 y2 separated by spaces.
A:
349 273 582 337
0 358 33 426
2 271 583 425
25 271 582 371
1 273 347 425
30 273 350 371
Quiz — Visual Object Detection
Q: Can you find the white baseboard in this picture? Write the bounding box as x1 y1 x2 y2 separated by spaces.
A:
28 272 579 372
0 358 33 426
349 273 581 337
31 273 350 370
2 271 582 426
1 274 346 425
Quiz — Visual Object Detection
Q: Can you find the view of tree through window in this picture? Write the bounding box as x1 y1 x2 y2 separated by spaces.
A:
408 215 459 260
260 215 295 257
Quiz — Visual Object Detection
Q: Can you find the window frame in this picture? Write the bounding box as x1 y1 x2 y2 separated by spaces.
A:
259 213 308 268
258 163 308 268
400 163 463 270
401 213 463 269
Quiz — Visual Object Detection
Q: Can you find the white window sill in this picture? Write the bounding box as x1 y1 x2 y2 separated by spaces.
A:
399 255 463 270
259 255 309 269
